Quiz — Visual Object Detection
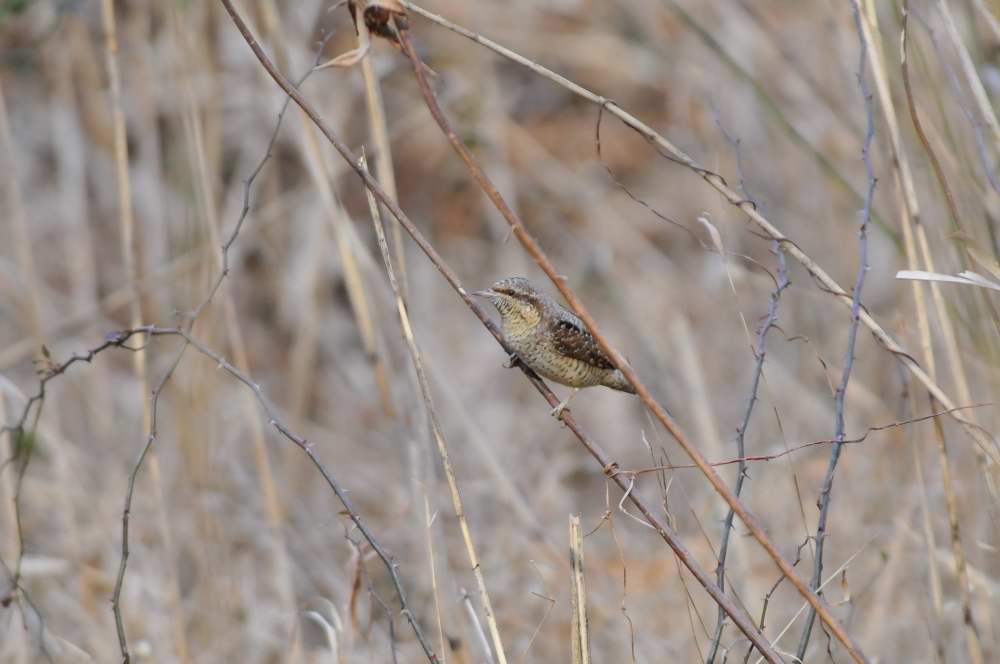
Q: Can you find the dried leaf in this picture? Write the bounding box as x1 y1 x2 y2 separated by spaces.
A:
348 0 408 44
315 42 371 70
839 569 851 602
896 269 1000 292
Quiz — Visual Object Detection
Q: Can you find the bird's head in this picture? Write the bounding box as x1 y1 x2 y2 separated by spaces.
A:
473 277 544 328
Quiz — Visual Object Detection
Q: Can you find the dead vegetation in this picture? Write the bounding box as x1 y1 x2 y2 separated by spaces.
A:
1 1 999 662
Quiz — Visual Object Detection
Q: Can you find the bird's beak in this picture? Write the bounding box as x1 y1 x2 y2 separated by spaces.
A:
471 289 498 298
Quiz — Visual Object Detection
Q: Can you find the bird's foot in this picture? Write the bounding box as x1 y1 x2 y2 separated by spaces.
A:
503 353 519 369
549 388 579 418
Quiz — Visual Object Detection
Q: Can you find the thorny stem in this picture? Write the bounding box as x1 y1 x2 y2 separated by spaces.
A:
706 245 789 663
794 2 875 659
744 541 808 663
111 338 187 663
621 403 990 475
348 534 401 664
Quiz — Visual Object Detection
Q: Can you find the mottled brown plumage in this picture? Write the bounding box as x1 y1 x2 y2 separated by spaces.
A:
474 277 635 415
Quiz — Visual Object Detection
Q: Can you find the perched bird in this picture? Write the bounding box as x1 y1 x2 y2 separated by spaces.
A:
473 277 635 416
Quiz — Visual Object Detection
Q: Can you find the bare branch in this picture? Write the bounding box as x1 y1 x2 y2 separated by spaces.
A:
795 3 876 658
624 403 993 475
707 243 789 663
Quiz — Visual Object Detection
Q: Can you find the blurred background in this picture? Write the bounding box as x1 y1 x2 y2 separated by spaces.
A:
1 0 999 662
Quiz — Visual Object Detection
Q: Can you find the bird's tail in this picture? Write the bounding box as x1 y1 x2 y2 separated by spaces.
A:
603 369 636 394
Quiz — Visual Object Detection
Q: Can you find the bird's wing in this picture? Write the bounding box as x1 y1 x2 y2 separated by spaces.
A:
551 308 616 370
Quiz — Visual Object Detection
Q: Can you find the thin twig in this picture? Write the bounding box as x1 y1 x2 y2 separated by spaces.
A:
623 402 992 475
111 338 187 663
794 3 875 658
744 542 807 664
520 567 556 664
594 105 702 243
102 1 188 658
604 490 637 664
706 243 789 664
347 535 400 664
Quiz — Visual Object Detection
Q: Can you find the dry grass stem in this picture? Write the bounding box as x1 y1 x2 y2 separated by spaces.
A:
568 515 590 664
422 490 448 664
355 1 409 301
360 154 508 663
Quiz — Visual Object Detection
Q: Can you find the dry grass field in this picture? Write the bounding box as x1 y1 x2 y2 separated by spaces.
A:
2 1 999 662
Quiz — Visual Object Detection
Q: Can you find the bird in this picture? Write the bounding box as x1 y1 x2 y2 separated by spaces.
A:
473 277 635 416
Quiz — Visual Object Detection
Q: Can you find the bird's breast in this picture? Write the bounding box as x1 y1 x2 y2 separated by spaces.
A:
503 324 607 388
